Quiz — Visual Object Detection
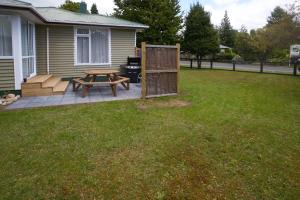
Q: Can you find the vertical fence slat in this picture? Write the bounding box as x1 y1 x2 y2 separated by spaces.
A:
293 63 297 76
176 43 180 93
233 61 236 71
141 42 147 99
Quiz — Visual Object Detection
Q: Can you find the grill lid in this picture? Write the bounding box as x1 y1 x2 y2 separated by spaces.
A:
127 57 141 66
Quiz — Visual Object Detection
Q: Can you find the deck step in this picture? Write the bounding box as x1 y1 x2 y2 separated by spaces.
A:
42 76 61 88
27 74 53 84
22 74 69 97
53 81 69 94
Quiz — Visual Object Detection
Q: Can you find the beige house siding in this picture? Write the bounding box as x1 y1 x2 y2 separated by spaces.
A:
36 25 136 78
111 29 136 67
36 25 47 75
48 26 75 77
0 59 15 91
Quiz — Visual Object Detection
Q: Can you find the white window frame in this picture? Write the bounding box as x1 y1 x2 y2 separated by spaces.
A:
21 20 36 78
74 27 111 66
0 15 13 59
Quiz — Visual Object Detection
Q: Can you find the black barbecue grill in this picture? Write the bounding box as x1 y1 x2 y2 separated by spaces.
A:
123 57 141 83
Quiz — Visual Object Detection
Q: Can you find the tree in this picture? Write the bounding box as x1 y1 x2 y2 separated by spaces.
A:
267 6 288 26
219 11 235 47
234 27 257 61
114 0 182 45
252 28 272 66
234 4 300 63
60 0 80 12
250 29 256 37
60 0 89 13
240 25 247 33
90 3 99 14
183 3 219 68
286 1 300 22
266 16 300 50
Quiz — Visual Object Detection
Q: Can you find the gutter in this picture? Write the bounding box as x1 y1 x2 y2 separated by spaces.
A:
43 21 149 29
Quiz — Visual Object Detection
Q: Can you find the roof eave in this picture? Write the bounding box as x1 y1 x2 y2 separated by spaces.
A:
44 20 149 29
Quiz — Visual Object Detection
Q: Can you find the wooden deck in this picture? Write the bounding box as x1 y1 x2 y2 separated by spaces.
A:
22 75 69 97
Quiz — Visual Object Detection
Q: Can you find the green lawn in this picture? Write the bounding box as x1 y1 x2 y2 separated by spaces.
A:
0 69 299 199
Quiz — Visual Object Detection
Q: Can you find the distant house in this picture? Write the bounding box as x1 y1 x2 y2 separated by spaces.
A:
0 0 148 91
219 45 232 54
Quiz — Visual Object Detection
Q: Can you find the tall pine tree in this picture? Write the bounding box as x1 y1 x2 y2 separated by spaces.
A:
267 6 288 26
183 3 219 68
114 0 182 45
90 3 99 14
219 11 235 47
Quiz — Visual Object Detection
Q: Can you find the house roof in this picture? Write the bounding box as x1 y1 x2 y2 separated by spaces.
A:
220 45 231 49
0 0 149 29
35 7 148 29
0 0 31 7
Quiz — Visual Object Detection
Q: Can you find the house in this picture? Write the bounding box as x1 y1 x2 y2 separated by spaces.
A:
0 0 148 93
219 45 232 54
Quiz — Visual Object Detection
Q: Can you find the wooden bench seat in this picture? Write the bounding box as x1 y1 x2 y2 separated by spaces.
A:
72 76 130 97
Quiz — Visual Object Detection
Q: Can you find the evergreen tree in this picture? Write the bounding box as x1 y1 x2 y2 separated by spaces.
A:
250 29 256 37
60 0 80 12
114 0 182 45
183 3 219 68
267 6 288 26
91 3 99 14
219 11 235 47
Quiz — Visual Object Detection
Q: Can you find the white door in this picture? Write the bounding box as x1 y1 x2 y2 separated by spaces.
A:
21 19 36 79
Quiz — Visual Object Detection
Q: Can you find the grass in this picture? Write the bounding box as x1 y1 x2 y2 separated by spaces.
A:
0 69 299 199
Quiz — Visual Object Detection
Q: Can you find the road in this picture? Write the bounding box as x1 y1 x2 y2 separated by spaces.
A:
180 60 298 75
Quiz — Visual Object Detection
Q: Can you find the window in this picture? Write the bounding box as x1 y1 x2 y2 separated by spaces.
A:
21 20 35 78
75 28 110 65
0 15 12 57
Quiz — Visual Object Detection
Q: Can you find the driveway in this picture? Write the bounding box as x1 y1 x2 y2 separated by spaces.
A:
181 60 297 75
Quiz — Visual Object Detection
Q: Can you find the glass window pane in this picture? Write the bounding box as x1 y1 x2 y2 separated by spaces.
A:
22 21 34 56
91 29 109 63
28 23 34 56
0 15 12 56
22 58 28 78
22 57 34 78
29 57 34 74
77 29 89 34
77 37 89 63
21 20 28 56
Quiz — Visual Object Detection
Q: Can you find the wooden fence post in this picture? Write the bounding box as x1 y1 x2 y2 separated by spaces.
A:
176 43 180 94
197 58 202 69
260 61 264 73
141 42 147 99
233 61 236 71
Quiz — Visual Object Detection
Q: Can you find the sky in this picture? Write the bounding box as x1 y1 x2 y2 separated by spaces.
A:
24 0 291 30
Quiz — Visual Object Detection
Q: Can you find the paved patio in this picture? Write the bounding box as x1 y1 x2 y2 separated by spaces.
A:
6 83 142 110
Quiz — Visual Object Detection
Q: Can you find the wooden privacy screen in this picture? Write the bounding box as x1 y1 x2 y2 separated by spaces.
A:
141 43 180 98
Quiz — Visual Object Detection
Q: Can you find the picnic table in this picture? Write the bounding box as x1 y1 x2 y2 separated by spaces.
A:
72 69 130 97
